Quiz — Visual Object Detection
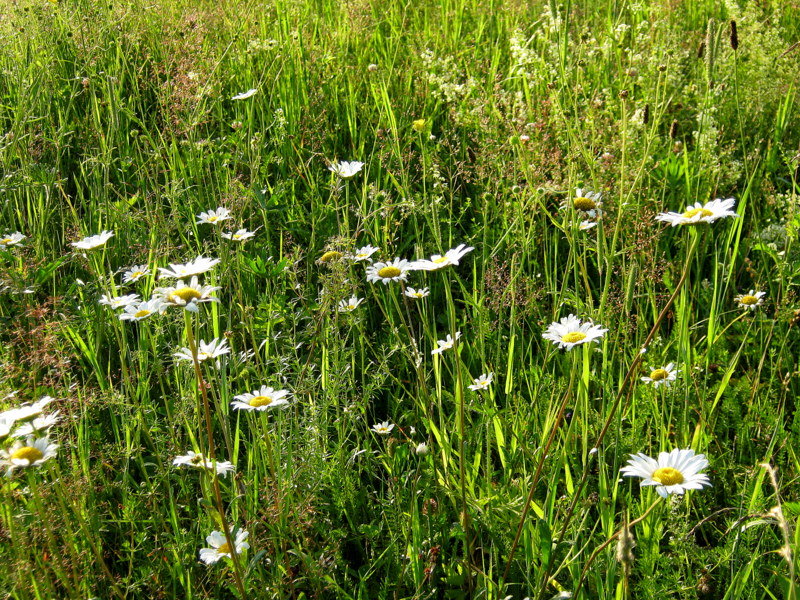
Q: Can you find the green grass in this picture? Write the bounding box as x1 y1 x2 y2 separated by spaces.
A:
1 0 799 598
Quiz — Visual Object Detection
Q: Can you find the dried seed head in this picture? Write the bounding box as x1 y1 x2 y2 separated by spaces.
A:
697 41 705 58
730 20 739 51
642 104 650 125
669 120 679 139
615 522 636 575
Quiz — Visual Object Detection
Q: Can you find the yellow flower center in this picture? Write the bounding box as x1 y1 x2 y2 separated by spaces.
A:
1 238 12 245
134 310 151 318
378 266 401 279
208 216 218 222
561 332 587 344
232 234 241 240
131 271 144 279
11 446 44 462
432 256 449 264
249 395 273 407
190 454 204 464
739 295 758 305
170 287 202 302
649 368 668 381
573 197 597 211
412 119 426 131
682 207 714 219
319 251 342 263
217 542 231 554
652 467 684 486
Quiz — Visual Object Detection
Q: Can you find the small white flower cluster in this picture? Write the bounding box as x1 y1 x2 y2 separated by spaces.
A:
0 396 60 476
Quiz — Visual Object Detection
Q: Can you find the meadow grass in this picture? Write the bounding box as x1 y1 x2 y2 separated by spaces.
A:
1 0 799 598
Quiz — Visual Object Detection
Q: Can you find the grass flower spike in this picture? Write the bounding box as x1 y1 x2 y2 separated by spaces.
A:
231 386 291 411
621 448 711 497
412 244 474 271
655 198 739 226
366 258 411 284
542 314 608 350
641 363 677 388
71 230 114 250
735 290 766 310
199 529 249 565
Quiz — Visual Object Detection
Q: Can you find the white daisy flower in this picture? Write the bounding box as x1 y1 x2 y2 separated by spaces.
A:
579 220 598 231
174 338 230 363
13 412 61 437
158 256 220 279
734 290 766 310
562 188 603 218
346 245 379 262
405 287 430 299
71 230 114 250
231 88 258 100
1 436 59 475
0 232 25 248
172 451 235 477
372 421 394 435
542 314 608 351
221 229 256 242
99 293 141 309
8 396 56 423
154 276 220 312
119 298 166 322
366 258 411 284
641 363 677 388
231 386 291 411
122 264 150 284
431 332 461 355
328 160 364 178
655 198 739 226
411 244 474 271
199 529 250 565
621 448 711 497
338 296 364 313
196 207 232 225
468 373 494 391
0 416 12 442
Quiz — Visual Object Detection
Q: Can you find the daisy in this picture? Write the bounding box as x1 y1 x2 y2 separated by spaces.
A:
655 198 739 226
199 529 250 565
71 230 114 250
405 287 430 299
563 188 603 218
158 256 220 279
196 207 232 225
221 229 256 242
372 421 394 435
13 412 61 437
154 276 220 312
172 451 235 477
411 244 474 271
231 386 291 411
0 416 12 442
641 363 677 388
542 314 608 351
468 373 494 391
621 448 711 497
579 220 598 231
366 258 411 284
174 338 230 363
0 232 25 247
231 88 258 100
119 298 166 322
346 245 379 262
8 396 56 423
98 293 141 309
734 290 766 311
431 332 461 355
328 160 364 178
1 436 59 475
338 296 364 313
122 264 150 284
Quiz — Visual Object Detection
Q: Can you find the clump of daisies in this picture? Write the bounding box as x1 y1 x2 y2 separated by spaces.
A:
0 395 61 476
621 448 711 497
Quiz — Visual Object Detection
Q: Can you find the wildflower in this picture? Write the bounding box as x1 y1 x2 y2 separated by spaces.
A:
468 373 494 391
412 119 427 132
7 396 55 423
0 232 25 247
347 245 379 262
372 421 394 435
221 229 256 242
542 314 608 351
155 276 220 312
122 264 150 284
173 451 235 477
563 188 603 218
71 230 114 250
174 338 230 363
579 220 598 231
366 258 411 284
655 198 739 226
196 207 232 225
412 244 474 271
119 298 166 322
415 442 429 455
199 529 249 565
13 412 61 437
734 290 766 310
328 161 364 178
621 448 711 497
231 88 258 100
231 386 291 411
99 293 140 309
405 287 430 299
0 416 12 442
640 363 677 388
318 250 343 264
1 436 59 475
338 296 364 313
158 256 220 279
431 332 461 355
